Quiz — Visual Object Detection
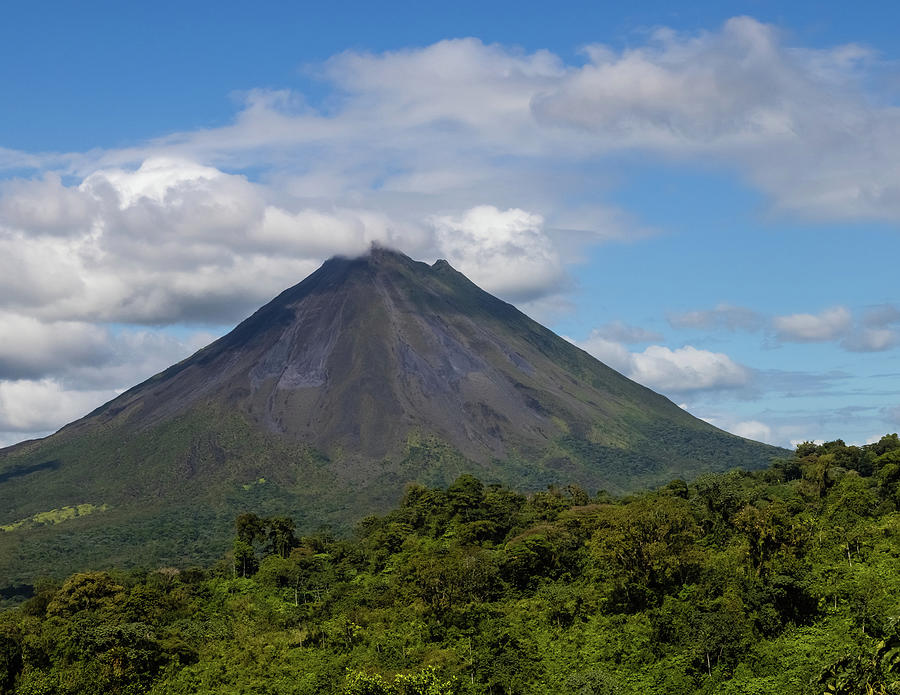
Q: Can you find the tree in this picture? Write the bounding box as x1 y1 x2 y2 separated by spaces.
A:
267 516 297 558
733 502 794 576
693 472 746 534
0 619 21 694
590 496 702 609
233 539 257 577
45 572 125 618
447 475 485 522
235 512 266 545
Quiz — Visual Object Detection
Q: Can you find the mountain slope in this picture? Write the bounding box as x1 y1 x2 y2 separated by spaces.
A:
0 248 784 586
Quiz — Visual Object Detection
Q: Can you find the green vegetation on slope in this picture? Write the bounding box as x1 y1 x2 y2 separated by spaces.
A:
2 434 899 694
0 399 783 588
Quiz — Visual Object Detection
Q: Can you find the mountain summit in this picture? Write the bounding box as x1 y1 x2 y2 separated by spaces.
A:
0 248 782 584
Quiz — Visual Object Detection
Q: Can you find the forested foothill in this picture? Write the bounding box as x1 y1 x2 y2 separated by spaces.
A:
2 435 900 694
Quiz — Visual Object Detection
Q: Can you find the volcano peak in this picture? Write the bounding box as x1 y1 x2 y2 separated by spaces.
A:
0 250 784 583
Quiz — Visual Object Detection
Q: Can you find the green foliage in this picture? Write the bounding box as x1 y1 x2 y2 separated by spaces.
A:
0 436 898 694
344 666 458 695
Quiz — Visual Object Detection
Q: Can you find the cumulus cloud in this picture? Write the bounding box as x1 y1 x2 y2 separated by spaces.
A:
0 156 577 444
0 379 117 433
0 19 894 333
837 304 900 351
690 401 900 450
0 325 218 445
773 306 852 342
431 206 565 302
0 160 385 324
0 314 111 380
571 334 750 394
0 173 97 235
323 38 565 143
528 18 900 220
629 345 750 392
0 159 575 326
115 19 900 222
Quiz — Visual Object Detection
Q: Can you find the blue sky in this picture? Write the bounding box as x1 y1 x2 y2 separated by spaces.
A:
1 1 899 448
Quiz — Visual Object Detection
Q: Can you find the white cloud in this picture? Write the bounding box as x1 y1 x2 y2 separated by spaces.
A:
0 160 387 324
0 160 576 326
0 313 111 380
629 345 750 392
773 306 852 342
431 205 565 301
0 325 219 446
323 38 565 141
843 304 900 351
1 18 894 334
82 157 230 208
531 18 802 148
572 335 750 393
527 18 900 221
0 378 116 433
770 305 900 352
695 411 791 446
0 173 97 235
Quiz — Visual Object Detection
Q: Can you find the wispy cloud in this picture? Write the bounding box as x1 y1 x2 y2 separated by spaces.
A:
668 303 764 332
673 302 900 353
587 321 663 344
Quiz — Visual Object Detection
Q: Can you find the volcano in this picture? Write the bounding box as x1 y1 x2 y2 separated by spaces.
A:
0 248 782 584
